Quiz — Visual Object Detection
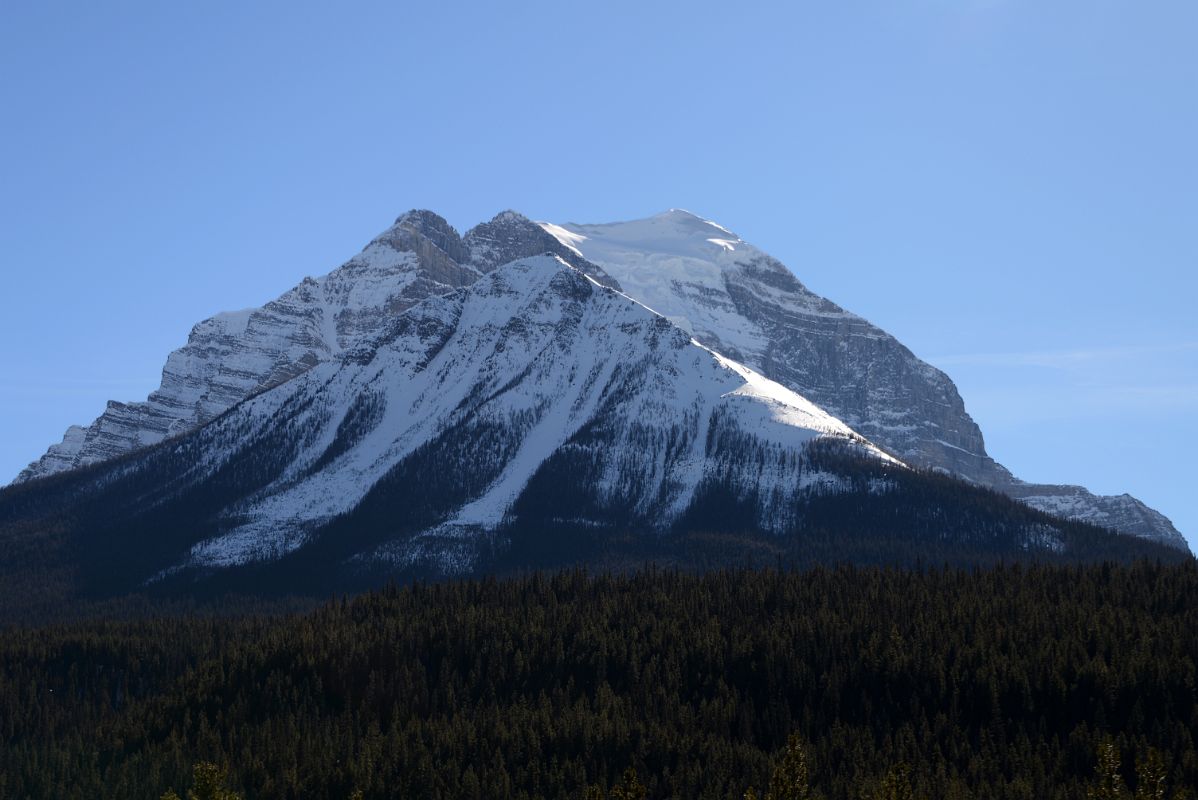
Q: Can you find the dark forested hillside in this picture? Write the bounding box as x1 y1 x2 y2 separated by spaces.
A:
2 563 1197 799
0 436 1186 623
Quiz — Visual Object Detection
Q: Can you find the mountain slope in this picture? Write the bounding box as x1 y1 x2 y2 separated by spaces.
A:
186 257 885 569
4 256 1174 616
544 210 1187 550
13 207 1185 552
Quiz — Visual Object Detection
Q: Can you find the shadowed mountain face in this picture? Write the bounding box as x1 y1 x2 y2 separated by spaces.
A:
11 209 1186 551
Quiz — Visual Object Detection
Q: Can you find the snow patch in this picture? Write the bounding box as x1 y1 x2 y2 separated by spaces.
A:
537 222 588 258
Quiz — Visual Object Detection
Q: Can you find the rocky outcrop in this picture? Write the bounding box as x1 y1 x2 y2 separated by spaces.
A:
15 211 613 483
16 211 478 481
1008 484 1185 545
464 210 623 289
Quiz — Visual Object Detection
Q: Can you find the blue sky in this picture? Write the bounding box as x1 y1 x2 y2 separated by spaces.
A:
1 1 1194 547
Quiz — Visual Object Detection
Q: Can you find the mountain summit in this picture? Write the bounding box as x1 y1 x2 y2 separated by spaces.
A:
10 209 1187 555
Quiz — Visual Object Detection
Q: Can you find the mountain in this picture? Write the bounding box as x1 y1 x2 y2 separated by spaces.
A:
1 255 1179 615
10 208 1186 555
542 210 1188 550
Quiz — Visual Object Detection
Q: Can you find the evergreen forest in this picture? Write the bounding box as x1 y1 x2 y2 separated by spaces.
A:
2 562 1196 799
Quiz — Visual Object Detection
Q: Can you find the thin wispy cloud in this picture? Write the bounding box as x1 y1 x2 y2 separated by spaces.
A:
1098 384 1198 408
929 342 1198 369
931 341 1198 423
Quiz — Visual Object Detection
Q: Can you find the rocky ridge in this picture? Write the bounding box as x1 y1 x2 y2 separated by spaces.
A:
16 210 608 482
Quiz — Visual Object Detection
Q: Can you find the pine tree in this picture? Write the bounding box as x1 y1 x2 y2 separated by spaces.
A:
609 768 647 800
871 763 916 800
765 733 818 800
161 763 243 800
1089 741 1128 800
1134 749 1168 800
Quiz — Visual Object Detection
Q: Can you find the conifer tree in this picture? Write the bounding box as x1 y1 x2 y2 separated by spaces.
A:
765 733 818 800
871 763 916 800
609 767 648 800
1134 749 1168 800
160 762 242 800
1089 741 1128 800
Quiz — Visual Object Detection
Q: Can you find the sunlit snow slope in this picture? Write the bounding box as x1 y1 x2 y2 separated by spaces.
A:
56 257 888 578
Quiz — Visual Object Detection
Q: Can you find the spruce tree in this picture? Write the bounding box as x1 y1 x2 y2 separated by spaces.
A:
1089 741 1129 800
609 767 648 800
1134 748 1168 800
765 733 818 800
871 763 916 800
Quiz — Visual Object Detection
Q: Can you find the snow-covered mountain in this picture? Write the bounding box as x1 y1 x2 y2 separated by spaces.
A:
13 208 1186 553
7 254 1171 608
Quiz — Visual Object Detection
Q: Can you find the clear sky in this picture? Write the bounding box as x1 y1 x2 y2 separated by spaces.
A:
1 1 1194 547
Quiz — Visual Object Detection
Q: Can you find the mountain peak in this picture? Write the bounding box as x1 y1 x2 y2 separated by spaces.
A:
461 211 621 292
393 208 455 231
488 209 533 225
379 209 470 267
653 207 713 222
652 208 742 240
552 210 746 262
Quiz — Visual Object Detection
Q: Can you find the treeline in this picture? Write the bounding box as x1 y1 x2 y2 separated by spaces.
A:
2 563 1198 798
2 412 1187 623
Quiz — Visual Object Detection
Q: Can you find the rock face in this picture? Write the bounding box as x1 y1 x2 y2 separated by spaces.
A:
15 210 614 483
1008 485 1185 545
544 210 1188 550
464 211 622 289
14 207 1187 552
17 212 462 481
